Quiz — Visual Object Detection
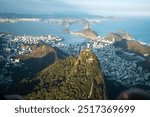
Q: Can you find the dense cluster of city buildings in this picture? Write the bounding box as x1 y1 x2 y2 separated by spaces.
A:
89 37 150 87
0 33 63 66
0 32 150 87
0 18 41 23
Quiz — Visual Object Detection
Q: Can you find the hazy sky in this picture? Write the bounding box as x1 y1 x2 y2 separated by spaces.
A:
0 0 150 16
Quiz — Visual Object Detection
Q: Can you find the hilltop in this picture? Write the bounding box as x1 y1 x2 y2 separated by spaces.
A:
19 45 67 73
25 48 107 100
105 31 150 57
106 31 133 42
114 39 150 57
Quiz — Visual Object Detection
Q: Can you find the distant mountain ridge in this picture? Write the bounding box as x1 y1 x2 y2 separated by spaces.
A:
0 13 105 19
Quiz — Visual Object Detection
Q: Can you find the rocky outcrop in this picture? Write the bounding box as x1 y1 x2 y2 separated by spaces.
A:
67 23 98 40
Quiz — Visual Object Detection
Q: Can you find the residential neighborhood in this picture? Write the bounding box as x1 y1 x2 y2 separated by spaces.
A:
0 32 150 88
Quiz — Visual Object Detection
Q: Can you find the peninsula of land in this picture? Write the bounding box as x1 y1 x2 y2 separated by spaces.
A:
65 23 98 40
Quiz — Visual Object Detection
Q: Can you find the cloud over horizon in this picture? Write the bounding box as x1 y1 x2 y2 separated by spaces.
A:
0 0 150 16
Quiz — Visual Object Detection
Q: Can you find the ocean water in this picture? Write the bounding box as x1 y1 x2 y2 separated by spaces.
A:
92 17 150 44
0 17 150 44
